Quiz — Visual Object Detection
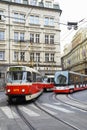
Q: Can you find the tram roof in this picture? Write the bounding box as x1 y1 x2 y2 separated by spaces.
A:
55 70 87 77
7 66 40 74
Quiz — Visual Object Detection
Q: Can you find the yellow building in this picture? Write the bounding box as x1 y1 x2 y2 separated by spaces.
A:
61 28 87 74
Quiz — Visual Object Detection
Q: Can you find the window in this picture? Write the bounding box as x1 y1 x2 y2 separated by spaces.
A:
20 52 25 61
14 13 25 23
30 33 40 43
45 1 52 8
30 33 34 43
30 53 34 62
20 14 25 23
30 15 39 24
36 53 40 62
45 53 49 62
0 10 5 21
35 16 39 24
14 51 25 61
0 51 4 60
0 31 5 40
30 15 34 24
14 52 19 61
0 10 3 16
14 32 25 42
45 35 49 44
30 0 37 5
35 34 40 43
14 13 19 22
14 0 22 3
0 72 5 78
50 53 54 62
44 17 49 26
20 33 24 41
57 74 67 85
50 35 54 44
44 17 54 26
45 34 54 44
49 18 54 26
14 32 19 41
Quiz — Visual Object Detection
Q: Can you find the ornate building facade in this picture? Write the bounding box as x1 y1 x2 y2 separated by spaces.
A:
0 0 62 75
61 28 87 74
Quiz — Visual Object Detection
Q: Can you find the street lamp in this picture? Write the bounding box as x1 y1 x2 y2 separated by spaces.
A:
67 22 78 30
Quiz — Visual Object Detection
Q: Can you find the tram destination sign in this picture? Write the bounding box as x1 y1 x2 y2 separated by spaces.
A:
9 67 26 71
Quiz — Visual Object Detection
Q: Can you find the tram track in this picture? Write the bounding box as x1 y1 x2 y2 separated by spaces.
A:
1 92 86 130
9 104 36 130
54 93 87 112
34 100 80 130
15 105 36 130
68 93 87 105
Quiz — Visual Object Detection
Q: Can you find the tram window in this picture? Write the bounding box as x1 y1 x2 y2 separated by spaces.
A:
74 75 81 83
43 77 47 83
32 72 36 82
27 72 32 82
69 73 75 85
69 73 81 84
17 72 23 80
83 77 87 83
48 78 50 83
0 73 1 78
0 72 4 78
51 78 54 83
47 78 54 83
58 74 67 85
36 75 42 82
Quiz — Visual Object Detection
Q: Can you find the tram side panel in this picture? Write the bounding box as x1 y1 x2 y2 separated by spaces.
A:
53 70 87 94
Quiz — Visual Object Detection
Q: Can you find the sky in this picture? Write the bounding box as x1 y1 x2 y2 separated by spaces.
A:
54 0 87 53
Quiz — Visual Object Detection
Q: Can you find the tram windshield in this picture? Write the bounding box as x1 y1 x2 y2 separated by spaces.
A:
43 75 54 83
7 71 31 83
54 72 68 86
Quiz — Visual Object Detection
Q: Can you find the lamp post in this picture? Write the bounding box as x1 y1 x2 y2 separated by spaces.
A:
67 22 78 30
8 4 11 66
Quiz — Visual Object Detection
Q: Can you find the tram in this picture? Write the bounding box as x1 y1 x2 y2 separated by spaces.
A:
42 75 54 91
5 66 43 102
53 70 87 93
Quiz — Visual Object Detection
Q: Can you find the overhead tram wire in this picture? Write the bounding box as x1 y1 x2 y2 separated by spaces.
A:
59 18 87 42
60 29 74 42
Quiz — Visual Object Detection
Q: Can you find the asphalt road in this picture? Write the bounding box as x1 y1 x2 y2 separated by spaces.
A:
0 90 87 130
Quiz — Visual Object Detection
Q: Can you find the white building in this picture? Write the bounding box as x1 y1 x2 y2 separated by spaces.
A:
0 0 62 75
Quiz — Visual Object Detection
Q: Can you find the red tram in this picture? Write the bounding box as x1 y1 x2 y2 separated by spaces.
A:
42 75 54 91
53 71 87 93
5 66 43 102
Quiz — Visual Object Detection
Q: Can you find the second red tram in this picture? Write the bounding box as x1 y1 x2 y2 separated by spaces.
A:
42 75 54 91
53 71 87 93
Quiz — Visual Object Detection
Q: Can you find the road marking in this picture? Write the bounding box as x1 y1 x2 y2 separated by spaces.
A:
28 104 57 115
0 106 19 119
54 103 62 105
54 102 86 112
29 104 40 110
19 106 40 117
69 105 86 112
42 103 74 113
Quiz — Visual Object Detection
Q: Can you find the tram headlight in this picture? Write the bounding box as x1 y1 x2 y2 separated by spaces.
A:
22 89 25 92
7 89 10 93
